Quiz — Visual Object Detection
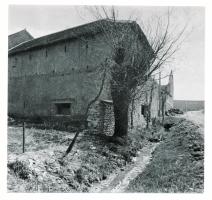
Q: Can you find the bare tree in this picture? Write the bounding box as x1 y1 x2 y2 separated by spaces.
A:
81 6 187 143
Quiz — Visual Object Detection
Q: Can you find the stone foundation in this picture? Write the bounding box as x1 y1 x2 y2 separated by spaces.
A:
88 99 148 136
99 100 114 136
87 100 114 136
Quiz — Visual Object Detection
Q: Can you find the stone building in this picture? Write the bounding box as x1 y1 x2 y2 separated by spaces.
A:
129 72 174 130
160 70 174 112
8 19 173 134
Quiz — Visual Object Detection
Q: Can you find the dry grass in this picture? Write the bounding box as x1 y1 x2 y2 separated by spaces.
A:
8 123 148 192
8 126 75 154
127 118 204 193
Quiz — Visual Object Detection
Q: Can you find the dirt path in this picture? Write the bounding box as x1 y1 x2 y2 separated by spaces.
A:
89 142 159 193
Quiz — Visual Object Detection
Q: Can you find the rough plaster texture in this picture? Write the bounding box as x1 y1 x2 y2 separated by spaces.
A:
8 32 111 117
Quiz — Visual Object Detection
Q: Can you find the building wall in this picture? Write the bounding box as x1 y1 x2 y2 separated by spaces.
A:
8 23 173 136
129 100 146 129
129 80 160 129
8 32 112 118
8 22 152 121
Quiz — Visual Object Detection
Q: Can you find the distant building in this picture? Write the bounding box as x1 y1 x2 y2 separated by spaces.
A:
160 70 174 113
8 19 174 133
8 29 33 49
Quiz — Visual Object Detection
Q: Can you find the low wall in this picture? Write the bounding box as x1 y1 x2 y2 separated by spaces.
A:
88 99 148 136
87 100 114 136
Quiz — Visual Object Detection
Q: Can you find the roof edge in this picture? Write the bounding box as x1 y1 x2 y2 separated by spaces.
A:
9 19 153 56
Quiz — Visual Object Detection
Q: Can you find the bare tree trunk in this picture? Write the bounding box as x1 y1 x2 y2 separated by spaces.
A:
111 88 130 140
113 100 129 138
130 99 134 129
146 83 154 129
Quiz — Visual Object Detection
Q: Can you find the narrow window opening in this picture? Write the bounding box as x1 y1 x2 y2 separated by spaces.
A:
55 103 71 115
64 45 67 52
45 49 48 57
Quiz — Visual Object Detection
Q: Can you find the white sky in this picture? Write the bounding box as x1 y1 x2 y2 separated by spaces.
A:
8 5 205 101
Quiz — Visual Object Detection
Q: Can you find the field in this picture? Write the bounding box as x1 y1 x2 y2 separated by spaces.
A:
174 100 204 111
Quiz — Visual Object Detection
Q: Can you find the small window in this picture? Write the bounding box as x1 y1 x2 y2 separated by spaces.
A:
55 103 71 115
86 42 88 49
64 45 67 52
12 65 16 68
45 49 48 57
29 54 32 60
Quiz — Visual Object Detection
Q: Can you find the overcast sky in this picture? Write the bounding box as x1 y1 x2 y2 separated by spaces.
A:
8 5 204 100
